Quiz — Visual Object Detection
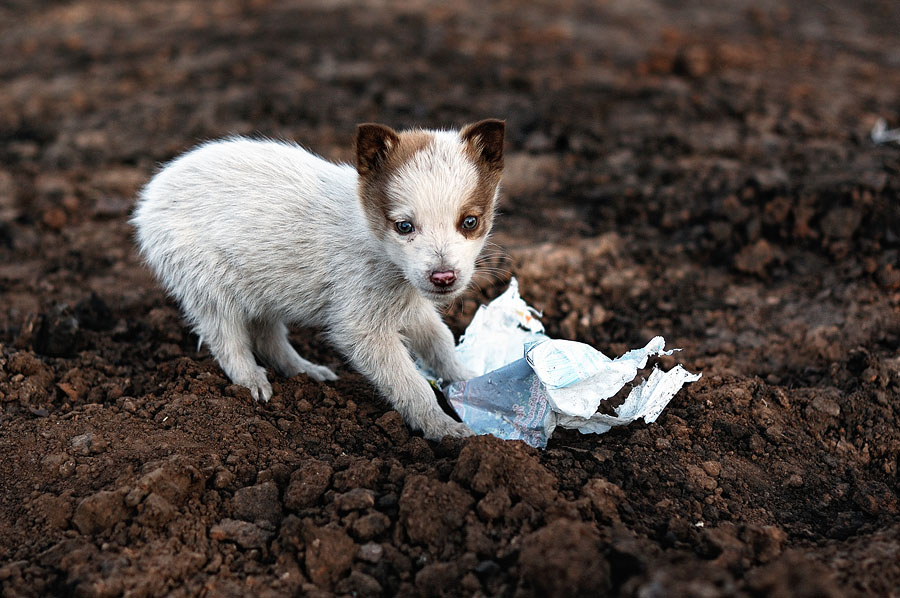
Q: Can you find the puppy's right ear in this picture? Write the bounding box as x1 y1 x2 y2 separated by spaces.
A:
356 123 400 176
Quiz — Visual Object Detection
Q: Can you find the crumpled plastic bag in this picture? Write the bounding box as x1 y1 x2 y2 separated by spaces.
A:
442 278 701 448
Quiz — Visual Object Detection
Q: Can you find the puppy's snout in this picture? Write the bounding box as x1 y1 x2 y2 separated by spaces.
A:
430 270 457 287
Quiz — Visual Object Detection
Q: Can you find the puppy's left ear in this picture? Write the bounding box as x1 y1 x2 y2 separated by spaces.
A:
461 119 505 171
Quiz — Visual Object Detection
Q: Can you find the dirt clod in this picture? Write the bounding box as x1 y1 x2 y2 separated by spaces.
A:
335 488 376 513
453 435 557 508
400 475 473 547
210 519 273 549
303 522 356 589
518 519 610 597
232 481 283 525
284 460 333 511
72 490 129 535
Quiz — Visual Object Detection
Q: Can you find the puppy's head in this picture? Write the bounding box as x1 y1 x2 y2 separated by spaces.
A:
356 119 504 302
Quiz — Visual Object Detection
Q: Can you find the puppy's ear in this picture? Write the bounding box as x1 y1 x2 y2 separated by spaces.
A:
356 123 400 176
461 119 505 171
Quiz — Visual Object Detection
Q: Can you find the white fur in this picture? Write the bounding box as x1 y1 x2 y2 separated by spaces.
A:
132 130 496 440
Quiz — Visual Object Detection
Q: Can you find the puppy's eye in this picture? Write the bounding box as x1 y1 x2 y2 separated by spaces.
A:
461 216 478 230
395 220 415 235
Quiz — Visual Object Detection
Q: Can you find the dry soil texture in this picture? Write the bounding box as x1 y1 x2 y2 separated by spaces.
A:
1 1 900 597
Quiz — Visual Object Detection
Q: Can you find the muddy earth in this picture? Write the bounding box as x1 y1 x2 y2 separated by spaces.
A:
2 1 899 596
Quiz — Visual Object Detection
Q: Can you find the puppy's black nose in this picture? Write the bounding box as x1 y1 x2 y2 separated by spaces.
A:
430 270 457 287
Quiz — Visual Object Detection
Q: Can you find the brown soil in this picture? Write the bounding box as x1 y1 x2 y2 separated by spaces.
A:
2 1 899 596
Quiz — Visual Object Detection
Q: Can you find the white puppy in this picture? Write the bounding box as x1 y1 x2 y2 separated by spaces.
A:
131 120 504 440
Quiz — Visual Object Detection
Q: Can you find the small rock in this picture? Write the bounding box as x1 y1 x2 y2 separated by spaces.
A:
210 519 273 549
136 492 177 527
304 522 355 589
476 488 511 521
686 464 718 492
42 208 67 230
285 459 333 510
811 396 840 417
126 457 204 507
257 463 292 486
377 492 398 509
232 481 282 525
404 436 434 460
72 490 129 535
213 468 235 490
375 410 409 444
333 457 381 491
358 542 384 563
582 478 624 521
70 433 94 456
765 424 784 443
351 512 390 541
34 304 82 357
735 239 779 276
334 488 375 512
59 459 76 477
701 461 722 478
335 571 382 598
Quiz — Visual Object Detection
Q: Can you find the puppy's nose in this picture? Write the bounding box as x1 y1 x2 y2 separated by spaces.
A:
430 270 457 287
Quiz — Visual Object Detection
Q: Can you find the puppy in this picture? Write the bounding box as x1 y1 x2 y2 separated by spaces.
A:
131 120 504 440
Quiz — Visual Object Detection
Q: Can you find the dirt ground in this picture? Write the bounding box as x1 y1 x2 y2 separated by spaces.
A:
1 0 899 596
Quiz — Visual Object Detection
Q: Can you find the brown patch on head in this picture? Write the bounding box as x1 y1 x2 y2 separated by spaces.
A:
456 192 496 240
356 125 433 237
458 119 505 239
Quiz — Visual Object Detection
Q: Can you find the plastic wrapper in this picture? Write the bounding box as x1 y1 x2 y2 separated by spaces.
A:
871 118 900 145
443 278 701 448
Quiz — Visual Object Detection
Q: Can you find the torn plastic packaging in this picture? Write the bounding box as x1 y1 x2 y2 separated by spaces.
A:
437 278 701 448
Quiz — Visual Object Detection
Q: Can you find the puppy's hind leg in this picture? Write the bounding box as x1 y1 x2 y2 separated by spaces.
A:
196 309 273 401
251 320 338 382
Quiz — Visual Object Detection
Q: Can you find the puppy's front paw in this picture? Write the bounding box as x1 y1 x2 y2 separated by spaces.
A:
236 365 273 402
439 362 478 383
444 421 474 439
420 412 474 441
306 364 338 382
